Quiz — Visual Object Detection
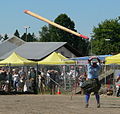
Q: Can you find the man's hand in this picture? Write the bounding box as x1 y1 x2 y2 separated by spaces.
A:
88 56 101 63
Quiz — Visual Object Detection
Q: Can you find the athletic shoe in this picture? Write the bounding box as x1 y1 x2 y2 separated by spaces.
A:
85 104 89 108
97 103 100 108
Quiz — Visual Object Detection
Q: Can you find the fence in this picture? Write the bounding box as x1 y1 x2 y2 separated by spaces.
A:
0 64 119 95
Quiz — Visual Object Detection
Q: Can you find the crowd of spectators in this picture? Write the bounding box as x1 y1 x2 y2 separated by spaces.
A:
0 67 62 94
0 65 91 95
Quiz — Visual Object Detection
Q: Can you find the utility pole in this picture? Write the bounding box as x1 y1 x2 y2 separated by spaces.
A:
24 26 30 42
105 39 110 54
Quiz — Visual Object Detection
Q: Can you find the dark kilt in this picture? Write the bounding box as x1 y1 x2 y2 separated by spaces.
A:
81 79 101 94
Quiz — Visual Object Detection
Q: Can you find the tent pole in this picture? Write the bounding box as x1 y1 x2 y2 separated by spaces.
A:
113 64 116 96
105 65 107 85
70 62 77 100
63 65 66 90
74 63 77 94
35 63 39 94
8 63 12 93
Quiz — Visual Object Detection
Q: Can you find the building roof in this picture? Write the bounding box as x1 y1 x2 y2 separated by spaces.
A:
0 36 25 57
0 36 82 61
0 42 68 60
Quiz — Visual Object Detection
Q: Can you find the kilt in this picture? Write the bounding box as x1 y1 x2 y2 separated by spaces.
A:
81 79 101 94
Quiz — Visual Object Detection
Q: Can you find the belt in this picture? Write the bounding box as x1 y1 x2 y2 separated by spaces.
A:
88 78 98 81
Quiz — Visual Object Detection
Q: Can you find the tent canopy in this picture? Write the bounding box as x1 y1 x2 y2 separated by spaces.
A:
69 55 112 61
38 52 76 65
0 52 36 65
105 53 120 65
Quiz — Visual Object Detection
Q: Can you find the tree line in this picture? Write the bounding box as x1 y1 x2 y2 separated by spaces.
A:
1 14 120 56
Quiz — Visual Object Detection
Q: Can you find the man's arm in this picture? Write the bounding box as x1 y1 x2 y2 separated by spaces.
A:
88 56 101 64
96 57 101 63
88 57 93 64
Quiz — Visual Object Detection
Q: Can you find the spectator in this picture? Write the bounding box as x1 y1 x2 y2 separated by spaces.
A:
12 69 20 92
47 70 58 95
28 67 36 92
19 68 26 92
38 70 46 94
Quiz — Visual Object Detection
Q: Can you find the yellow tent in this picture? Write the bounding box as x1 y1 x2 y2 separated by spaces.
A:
38 52 76 65
0 52 36 65
105 53 120 64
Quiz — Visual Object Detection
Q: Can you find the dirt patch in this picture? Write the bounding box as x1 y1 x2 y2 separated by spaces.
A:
0 94 120 114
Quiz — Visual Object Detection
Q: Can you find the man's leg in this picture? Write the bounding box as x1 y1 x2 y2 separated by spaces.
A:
85 93 90 108
95 93 100 108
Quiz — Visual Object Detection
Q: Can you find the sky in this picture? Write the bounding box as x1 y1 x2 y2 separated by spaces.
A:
0 0 120 38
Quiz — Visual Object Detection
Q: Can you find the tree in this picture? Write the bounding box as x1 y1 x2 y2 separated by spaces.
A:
21 33 26 41
3 34 9 40
39 25 51 42
27 33 37 42
21 32 37 42
0 34 3 41
39 14 89 56
92 17 120 55
14 29 20 38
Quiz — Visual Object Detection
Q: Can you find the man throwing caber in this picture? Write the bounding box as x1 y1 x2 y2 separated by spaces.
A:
81 56 101 108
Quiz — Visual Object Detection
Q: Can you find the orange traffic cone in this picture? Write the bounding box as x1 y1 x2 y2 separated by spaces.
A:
56 87 61 94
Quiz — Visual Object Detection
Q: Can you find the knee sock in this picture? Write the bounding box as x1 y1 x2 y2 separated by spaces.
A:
95 94 100 104
85 93 90 104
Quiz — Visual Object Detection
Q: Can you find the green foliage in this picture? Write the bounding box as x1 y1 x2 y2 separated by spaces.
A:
14 29 20 38
92 18 120 55
0 34 3 40
39 14 89 56
21 33 26 41
21 33 37 42
39 25 51 42
3 34 9 40
27 33 37 42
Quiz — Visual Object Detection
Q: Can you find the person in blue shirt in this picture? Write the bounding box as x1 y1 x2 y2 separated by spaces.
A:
82 56 101 108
